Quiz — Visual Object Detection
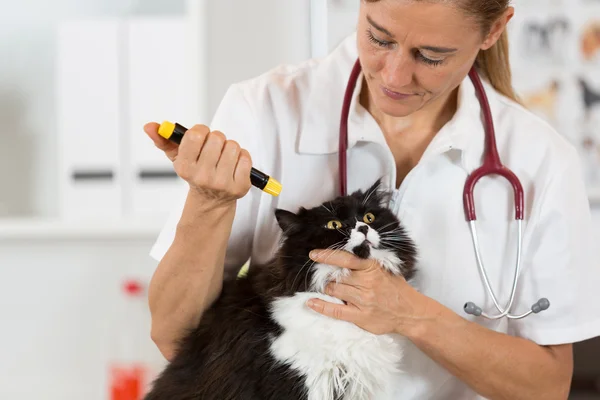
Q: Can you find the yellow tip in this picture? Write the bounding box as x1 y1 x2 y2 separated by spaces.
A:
237 262 250 279
158 121 175 140
263 178 282 196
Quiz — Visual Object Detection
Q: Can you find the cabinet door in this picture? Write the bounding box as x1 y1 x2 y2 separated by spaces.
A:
56 19 122 219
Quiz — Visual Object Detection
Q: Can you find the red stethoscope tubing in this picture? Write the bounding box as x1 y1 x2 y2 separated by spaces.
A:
338 59 525 222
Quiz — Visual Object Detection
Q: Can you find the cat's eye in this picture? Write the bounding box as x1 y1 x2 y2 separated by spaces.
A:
363 213 376 224
326 220 343 229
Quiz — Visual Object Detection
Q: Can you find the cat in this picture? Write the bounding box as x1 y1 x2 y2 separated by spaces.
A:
581 21 600 61
578 78 600 116
523 18 569 55
522 80 560 124
144 179 418 400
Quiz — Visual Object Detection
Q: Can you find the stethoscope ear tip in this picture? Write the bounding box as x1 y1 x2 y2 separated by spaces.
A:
464 302 482 316
463 298 550 319
532 298 550 313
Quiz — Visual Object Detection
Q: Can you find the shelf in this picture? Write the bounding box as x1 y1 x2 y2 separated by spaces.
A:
0 217 166 240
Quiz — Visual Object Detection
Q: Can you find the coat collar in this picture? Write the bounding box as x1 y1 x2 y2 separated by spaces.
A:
297 34 500 173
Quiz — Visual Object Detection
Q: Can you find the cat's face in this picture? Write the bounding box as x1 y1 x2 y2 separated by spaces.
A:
274 180 417 292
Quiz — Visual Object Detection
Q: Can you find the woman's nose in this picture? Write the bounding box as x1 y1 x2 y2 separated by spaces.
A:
381 51 414 88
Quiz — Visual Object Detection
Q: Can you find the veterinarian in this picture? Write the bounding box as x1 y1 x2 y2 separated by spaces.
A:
144 1 600 399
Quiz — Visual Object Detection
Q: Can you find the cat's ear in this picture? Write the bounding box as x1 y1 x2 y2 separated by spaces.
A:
360 178 391 207
275 209 302 235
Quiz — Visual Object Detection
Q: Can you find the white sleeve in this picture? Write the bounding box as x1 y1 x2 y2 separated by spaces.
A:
507 146 600 345
149 84 262 281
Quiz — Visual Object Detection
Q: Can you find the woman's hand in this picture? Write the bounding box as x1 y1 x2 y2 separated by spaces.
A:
144 122 180 162
143 122 253 211
306 249 437 337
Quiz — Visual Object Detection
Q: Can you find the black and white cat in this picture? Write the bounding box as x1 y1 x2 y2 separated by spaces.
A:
144 180 418 400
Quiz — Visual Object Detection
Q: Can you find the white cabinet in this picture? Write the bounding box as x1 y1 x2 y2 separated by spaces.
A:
56 16 191 221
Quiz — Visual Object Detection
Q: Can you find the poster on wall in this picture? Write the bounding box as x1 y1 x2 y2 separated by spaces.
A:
311 0 600 202
508 0 600 202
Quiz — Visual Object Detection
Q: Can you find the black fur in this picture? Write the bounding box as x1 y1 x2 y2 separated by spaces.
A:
579 78 600 112
144 179 417 400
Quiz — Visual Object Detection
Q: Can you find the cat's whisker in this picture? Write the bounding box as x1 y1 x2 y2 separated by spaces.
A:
379 233 407 239
377 222 400 231
321 202 335 216
379 234 407 242
291 258 315 290
379 241 415 252
388 227 405 232
291 240 346 291
362 185 377 206
336 228 349 237
308 245 346 273
302 242 346 290
380 226 405 233
379 236 407 241
380 232 409 240
379 236 410 242
309 242 347 286
380 244 413 252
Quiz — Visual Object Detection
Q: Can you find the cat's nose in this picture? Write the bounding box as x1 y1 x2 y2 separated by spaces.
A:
357 225 369 235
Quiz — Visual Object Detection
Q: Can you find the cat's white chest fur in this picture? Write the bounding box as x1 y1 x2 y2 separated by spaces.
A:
269 291 405 400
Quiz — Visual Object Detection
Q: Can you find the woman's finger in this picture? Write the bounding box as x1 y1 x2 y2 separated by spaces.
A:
177 124 210 164
196 130 226 172
325 282 364 306
215 139 241 184
309 249 376 271
306 298 360 323
144 122 179 161
232 149 253 195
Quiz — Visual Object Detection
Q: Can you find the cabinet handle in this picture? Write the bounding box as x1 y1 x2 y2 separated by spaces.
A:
138 170 178 180
72 170 114 181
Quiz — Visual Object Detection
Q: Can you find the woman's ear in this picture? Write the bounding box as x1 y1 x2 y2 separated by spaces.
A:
481 7 515 51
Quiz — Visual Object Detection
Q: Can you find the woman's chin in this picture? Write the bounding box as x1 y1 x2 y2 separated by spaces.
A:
375 98 424 118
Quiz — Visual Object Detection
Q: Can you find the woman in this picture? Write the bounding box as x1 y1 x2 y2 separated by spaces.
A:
144 1 599 399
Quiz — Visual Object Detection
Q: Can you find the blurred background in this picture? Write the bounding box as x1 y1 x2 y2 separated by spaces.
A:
0 0 598 399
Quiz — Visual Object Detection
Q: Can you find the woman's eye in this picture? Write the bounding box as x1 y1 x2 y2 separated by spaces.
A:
326 220 343 229
416 52 444 66
363 213 376 224
367 29 393 48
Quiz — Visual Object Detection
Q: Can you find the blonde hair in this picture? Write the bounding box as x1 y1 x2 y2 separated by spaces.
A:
363 0 520 103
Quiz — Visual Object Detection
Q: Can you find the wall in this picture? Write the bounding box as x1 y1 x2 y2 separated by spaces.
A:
0 236 164 400
203 0 312 117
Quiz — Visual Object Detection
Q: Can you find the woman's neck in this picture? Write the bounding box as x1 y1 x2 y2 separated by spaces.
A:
359 79 459 188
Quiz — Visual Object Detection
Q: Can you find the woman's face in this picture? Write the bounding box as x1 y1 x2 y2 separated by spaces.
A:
357 0 495 117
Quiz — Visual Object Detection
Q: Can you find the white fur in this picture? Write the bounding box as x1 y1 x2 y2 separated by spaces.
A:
370 248 402 275
269 222 408 400
269 292 405 400
310 263 350 293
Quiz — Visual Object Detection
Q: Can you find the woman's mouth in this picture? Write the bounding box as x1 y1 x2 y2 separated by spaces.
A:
381 85 415 101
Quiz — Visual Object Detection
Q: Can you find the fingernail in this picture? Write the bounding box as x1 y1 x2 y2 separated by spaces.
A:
309 250 320 259
307 300 315 307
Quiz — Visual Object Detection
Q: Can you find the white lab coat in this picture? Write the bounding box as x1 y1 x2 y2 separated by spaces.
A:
150 33 600 399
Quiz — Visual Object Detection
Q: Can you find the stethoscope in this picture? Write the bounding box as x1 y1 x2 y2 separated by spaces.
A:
338 59 550 320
